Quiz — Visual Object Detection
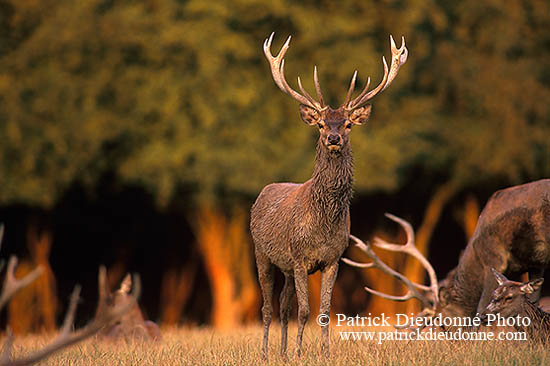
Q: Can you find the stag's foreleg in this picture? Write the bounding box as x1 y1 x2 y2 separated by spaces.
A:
294 265 309 357
256 253 274 360
320 262 338 356
280 273 295 357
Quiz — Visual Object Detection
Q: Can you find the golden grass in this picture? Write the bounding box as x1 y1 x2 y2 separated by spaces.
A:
4 324 550 366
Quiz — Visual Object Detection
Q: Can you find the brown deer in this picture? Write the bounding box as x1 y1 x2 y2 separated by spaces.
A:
479 269 549 342
345 179 550 327
0 224 139 366
438 179 550 318
251 33 408 358
96 267 160 341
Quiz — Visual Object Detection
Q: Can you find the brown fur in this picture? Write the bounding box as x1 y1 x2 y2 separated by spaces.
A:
97 272 160 341
480 270 550 342
251 103 371 358
438 179 550 318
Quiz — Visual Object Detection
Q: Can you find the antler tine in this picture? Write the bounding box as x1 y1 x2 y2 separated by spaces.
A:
382 35 408 92
0 256 43 310
373 213 439 304
347 35 407 109
343 234 432 309
342 70 358 107
263 32 289 91
263 33 324 110
297 75 321 109
313 66 325 107
345 77 370 109
347 56 389 109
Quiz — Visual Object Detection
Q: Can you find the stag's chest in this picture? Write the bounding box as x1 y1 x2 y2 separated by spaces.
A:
289 211 350 272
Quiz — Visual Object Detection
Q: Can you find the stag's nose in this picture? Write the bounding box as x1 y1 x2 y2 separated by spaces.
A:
327 134 341 145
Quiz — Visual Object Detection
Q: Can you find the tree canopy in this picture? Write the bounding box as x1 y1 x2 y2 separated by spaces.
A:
0 0 548 208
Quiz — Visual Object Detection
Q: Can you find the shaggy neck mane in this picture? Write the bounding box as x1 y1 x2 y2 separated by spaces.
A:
310 140 354 223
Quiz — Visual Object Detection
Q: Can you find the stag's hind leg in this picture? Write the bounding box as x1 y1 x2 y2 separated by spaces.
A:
294 265 309 357
319 262 338 356
280 273 295 357
256 252 274 360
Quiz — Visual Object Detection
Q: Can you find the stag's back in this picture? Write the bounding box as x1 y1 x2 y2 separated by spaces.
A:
471 179 550 265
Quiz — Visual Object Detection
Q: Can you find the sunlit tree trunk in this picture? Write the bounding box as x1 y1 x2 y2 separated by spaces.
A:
463 193 480 240
194 205 259 329
8 222 57 334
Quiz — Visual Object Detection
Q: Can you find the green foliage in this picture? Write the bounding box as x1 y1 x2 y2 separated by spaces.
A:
0 0 548 208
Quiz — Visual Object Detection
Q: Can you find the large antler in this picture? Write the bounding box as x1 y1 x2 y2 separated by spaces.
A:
264 33 407 112
264 33 326 111
345 35 408 110
342 213 438 319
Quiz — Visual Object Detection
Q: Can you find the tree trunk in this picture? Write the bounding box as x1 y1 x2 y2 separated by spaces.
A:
8 221 57 334
194 205 259 329
463 193 480 240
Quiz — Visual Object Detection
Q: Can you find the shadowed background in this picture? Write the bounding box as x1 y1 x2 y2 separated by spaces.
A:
0 0 549 333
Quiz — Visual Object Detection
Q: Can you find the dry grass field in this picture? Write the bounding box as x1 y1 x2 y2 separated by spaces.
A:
4 324 550 366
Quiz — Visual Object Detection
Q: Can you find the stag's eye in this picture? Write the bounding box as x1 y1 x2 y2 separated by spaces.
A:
505 295 514 302
317 123 324 129
345 123 352 129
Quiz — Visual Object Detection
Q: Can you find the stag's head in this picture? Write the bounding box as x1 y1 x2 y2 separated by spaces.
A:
479 268 544 320
264 33 407 153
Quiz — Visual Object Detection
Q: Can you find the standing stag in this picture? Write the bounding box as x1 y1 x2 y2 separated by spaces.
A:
345 179 550 327
251 33 408 358
479 269 549 342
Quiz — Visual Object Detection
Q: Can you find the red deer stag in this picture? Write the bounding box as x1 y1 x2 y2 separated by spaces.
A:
345 179 550 326
0 224 139 366
479 269 549 342
251 33 408 358
96 267 160 340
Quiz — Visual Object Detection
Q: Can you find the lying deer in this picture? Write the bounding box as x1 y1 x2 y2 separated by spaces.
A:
0 224 140 366
251 33 407 358
479 269 549 342
96 267 160 341
345 179 550 325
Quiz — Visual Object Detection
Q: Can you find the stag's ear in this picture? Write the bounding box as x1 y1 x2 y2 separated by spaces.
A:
491 268 508 286
349 105 372 125
520 278 544 294
299 105 321 125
